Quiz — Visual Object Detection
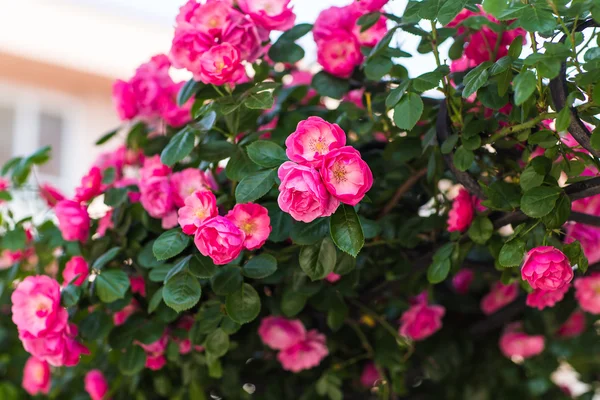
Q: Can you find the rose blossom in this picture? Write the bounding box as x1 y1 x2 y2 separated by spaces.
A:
22 357 51 396
140 177 174 219
258 316 306 350
55 200 90 242
355 0 389 11
170 168 210 207
11 276 67 337
74 167 103 202
499 323 545 359
97 210 114 238
285 117 347 165
352 15 387 47
277 330 329 372
84 370 109 400
197 43 245 85
313 6 360 41
113 299 138 326
62 256 89 287
480 282 518 315
226 203 272 250
452 269 474 294
112 79 138 120
194 216 246 265
557 310 586 338
140 155 171 181
447 188 476 232
574 273 600 314
320 146 373 206
360 362 381 387
326 272 341 283
237 0 296 31
138 333 169 370
40 183 65 208
277 161 340 223
178 190 218 235
526 284 570 310
521 246 573 291
20 322 89 367
398 303 445 341
565 222 600 265
129 276 146 297
316 31 362 78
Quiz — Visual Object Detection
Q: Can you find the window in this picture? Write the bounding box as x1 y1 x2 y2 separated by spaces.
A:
38 112 63 177
0 105 15 166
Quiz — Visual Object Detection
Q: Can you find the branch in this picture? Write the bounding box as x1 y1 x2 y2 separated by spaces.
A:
378 168 427 219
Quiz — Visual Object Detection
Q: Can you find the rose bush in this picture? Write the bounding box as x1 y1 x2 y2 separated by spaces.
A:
1 0 600 398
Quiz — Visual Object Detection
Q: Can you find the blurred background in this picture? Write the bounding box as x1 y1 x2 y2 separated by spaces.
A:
0 0 430 197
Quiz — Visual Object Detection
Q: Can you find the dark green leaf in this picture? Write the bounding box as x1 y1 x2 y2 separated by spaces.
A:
291 218 330 245
235 169 277 203
521 186 561 218
119 345 146 376
299 238 337 281
226 283 261 324
205 328 229 358
96 269 130 303
385 80 411 108
393 92 424 130
329 205 365 257
148 288 163 314
468 216 494 244
312 71 350 100
177 79 203 106
160 127 195 167
427 258 450 284
197 141 236 162
541 194 571 229
520 5 557 33
189 254 218 279
246 141 287 168
281 291 307 317
462 62 492 98
95 128 119 145
92 247 121 271
211 266 243 295
454 146 475 171
499 239 526 267
564 240 588 273
438 0 469 25
245 91 275 110
163 272 201 313
243 254 278 279
513 71 537 106
153 229 190 261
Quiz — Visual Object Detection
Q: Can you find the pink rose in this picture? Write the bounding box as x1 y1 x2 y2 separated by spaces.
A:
447 188 476 232
113 300 138 326
129 276 146 297
22 357 51 396
326 272 341 283
480 282 518 315
343 88 364 108
499 323 545 359
278 330 329 372
557 310 586 338
355 0 389 11
171 168 210 207
198 43 245 85
399 303 445 341
55 200 90 242
138 332 168 370
285 117 347 165
320 146 373 206
20 322 89 367
452 269 474 294
521 246 573 291
62 256 89 287
277 161 340 223
140 155 171 182
185 1 236 34
170 25 213 78
565 223 600 265
112 79 138 120
74 167 103 203
574 273 600 314
221 13 264 63
84 370 110 400
39 183 65 208
258 316 306 350
194 216 245 265
360 362 381 387
178 190 218 235
238 0 296 31
97 210 114 238
526 284 569 310
316 31 362 78
140 177 174 219
11 276 67 337
313 6 360 41
352 15 387 47
226 203 272 250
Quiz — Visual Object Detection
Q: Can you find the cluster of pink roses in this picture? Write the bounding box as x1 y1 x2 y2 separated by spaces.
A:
113 54 192 127
313 0 388 78
278 117 373 223
178 189 271 265
11 276 89 367
398 292 445 341
499 322 545 360
170 0 294 85
446 6 526 73
258 316 328 372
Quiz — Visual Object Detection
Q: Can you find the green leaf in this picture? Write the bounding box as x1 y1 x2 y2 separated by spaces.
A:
462 62 492 98
555 106 571 132
137 241 164 269
541 194 571 229
210 266 243 295
80 311 112 340
357 11 381 30
564 241 588 273
104 187 128 207
592 128 600 151
245 91 274 110
454 146 475 171
61 284 81 307
520 165 545 191
329 205 365 257
235 169 277 203
96 269 130 303
246 141 287 168
153 229 190 261
164 255 191 284
490 56 513 75
281 291 307 317
468 217 494 245
163 271 201 313
483 0 507 16
427 258 451 284
334 252 356 275
499 239 525 267
197 141 236 162
189 254 218 279
291 218 330 245
148 288 163 314
243 254 278 279
441 134 459 154
385 80 411 108
92 247 121 271
520 5 557 33
193 110 217 132
119 345 146 376
299 238 337 281
521 186 561 218
393 92 424 130
95 128 119 146
160 127 195 167
177 79 203 106
266 202 294 243
481 181 521 211
365 56 393 80
438 0 469 25
226 146 260 181
205 328 229 358
226 283 261 324
312 71 350 100
412 71 442 92
2 227 26 250
279 23 313 42
268 41 305 63
513 71 537 106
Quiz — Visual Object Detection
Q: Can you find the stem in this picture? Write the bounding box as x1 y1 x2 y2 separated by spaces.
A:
430 21 450 96
378 168 427 219
366 92 374 120
528 31 544 99
212 84 226 97
486 112 557 144
331 353 370 371
549 0 584 74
